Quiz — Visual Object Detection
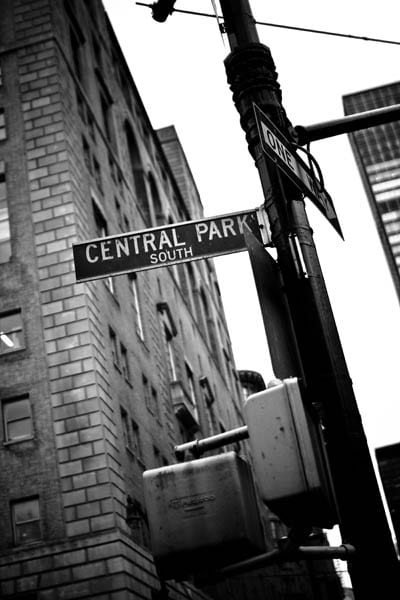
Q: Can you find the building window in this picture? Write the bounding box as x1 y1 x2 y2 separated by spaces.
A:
11 497 41 545
121 409 143 461
82 136 92 173
153 445 162 468
206 402 217 437
185 362 198 423
144 383 160 419
164 324 176 381
87 109 96 141
0 162 11 262
93 157 102 192
157 302 178 382
121 407 131 449
124 121 151 223
69 25 84 81
115 197 122 229
148 173 163 226
0 108 6 140
185 363 196 404
109 154 117 185
0 310 24 354
131 419 142 460
117 170 124 196
121 70 132 111
151 387 159 419
200 376 217 436
100 92 113 142
92 34 102 70
120 343 130 381
130 275 144 340
143 374 151 411
93 199 114 293
3 396 33 443
223 348 232 390
76 87 86 122
109 327 119 366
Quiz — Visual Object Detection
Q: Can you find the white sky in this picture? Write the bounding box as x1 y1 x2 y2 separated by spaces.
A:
103 0 400 459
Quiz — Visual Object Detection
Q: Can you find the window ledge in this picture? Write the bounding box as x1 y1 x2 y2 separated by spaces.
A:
13 539 43 549
0 346 26 359
3 436 34 447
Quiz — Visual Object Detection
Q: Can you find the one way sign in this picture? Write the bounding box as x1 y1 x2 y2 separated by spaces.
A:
254 104 343 238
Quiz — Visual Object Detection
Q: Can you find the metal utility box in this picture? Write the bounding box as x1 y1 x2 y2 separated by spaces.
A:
143 451 265 580
244 378 337 528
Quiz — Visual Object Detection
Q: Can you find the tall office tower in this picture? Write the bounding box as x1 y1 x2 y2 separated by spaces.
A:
0 1 247 597
376 442 400 552
343 82 400 302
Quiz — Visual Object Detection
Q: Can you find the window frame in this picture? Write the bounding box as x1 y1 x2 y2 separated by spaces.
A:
0 309 24 355
3 395 33 443
109 327 119 367
120 406 131 449
11 496 42 545
131 418 142 461
120 343 130 382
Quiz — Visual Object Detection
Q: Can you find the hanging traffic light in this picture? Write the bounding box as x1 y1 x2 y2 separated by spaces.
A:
143 452 265 580
244 378 338 528
151 0 176 22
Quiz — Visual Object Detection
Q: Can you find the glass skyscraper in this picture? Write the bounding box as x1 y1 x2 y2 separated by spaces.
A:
343 82 400 302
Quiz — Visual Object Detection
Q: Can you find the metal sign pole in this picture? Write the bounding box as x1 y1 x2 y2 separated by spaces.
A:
219 0 399 597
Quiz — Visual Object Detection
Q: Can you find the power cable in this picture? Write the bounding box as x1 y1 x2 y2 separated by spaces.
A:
136 2 400 47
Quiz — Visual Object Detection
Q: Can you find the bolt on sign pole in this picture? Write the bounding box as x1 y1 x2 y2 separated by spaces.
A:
218 0 399 597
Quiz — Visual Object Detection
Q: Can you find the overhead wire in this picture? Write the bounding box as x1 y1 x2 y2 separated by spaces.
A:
135 2 400 47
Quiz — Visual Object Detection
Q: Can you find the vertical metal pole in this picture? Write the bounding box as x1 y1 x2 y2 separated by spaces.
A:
219 0 399 597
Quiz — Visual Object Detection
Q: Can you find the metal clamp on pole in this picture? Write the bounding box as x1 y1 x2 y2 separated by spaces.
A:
255 204 272 246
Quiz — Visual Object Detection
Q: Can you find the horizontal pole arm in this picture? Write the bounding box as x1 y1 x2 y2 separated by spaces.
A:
174 425 249 460
295 544 356 560
215 544 356 579
295 104 400 144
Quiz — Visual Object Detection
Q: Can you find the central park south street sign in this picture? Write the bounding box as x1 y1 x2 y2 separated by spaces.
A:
73 208 268 282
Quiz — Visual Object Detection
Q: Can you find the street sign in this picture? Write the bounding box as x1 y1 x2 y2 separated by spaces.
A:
73 208 268 282
254 104 343 238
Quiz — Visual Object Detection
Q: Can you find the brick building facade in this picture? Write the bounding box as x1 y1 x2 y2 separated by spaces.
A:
0 0 246 597
0 1 343 598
